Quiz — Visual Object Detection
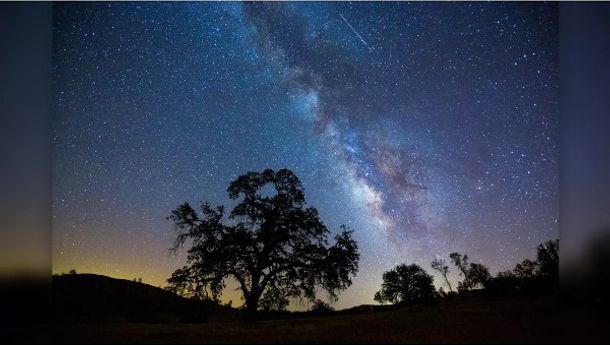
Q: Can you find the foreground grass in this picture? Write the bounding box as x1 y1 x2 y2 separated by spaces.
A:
53 296 605 344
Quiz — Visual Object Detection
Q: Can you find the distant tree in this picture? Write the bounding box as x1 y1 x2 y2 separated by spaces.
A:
487 270 520 295
506 258 536 292
487 239 559 296
535 239 559 291
310 299 335 315
496 271 517 281
69 269 77 275
449 253 472 291
374 264 436 307
431 258 454 294
468 263 492 288
373 291 385 305
449 253 491 290
536 240 559 279
167 169 359 323
514 259 537 281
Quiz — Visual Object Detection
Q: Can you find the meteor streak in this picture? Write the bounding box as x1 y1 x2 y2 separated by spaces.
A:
339 13 374 52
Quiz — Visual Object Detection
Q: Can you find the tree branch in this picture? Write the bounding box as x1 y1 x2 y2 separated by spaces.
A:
228 270 251 300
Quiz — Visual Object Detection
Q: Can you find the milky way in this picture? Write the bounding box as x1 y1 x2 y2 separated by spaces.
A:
52 2 559 309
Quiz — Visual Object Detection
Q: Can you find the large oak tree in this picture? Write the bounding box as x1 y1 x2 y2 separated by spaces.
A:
167 169 359 321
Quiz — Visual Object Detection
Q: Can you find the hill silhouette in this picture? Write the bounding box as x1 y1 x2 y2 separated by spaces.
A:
48 274 610 343
52 274 498 322
53 274 233 323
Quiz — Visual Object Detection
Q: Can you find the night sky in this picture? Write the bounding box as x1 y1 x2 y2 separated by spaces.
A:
52 2 559 309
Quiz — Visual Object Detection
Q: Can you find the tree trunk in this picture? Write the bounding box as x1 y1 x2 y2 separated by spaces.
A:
245 274 262 324
245 297 259 324
444 275 454 293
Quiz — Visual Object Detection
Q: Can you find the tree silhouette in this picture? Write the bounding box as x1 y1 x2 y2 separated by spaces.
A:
535 239 559 291
374 264 436 307
468 263 492 288
310 299 335 315
487 270 520 295
536 240 559 278
449 252 472 291
166 168 359 322
514 259 537 281
373 291 385 305
449 253 491 290
487 239 559 296
431 258 453 294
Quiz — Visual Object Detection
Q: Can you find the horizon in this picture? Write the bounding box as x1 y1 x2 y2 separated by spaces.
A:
51 236 556 311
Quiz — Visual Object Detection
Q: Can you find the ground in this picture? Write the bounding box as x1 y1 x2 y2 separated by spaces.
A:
51 296 606 344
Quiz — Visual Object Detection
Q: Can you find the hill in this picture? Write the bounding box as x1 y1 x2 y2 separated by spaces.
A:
38 274 609 342
53 274 233 323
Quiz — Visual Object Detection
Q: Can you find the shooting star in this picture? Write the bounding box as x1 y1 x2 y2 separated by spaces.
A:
339 13 374 52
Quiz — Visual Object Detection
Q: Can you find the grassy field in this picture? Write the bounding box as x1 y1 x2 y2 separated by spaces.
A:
52 296 606 344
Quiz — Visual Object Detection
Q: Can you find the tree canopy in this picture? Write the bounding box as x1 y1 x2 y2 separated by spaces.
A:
374 264 436 307
166 168 359 321
486 239 559 296
536 239 559 281
449 252 491 290
431 258 453 293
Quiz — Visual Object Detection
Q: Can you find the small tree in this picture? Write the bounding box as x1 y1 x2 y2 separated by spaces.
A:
487 270 520 296
449 253 491 290
513 258 537 291
310 299 335 315
535 239 559 291
373 291 385 305
431 258 453 294
374 264 436 307
167 169 359 322
514 259 537 281
468 263 492 288
449 253 472 290
488 239 559 296
536 240 559 279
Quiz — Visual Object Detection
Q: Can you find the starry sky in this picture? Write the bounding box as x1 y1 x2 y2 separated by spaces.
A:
52 2 559 309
